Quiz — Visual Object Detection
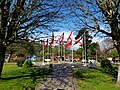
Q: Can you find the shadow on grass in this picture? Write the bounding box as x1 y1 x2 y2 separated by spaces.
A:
1 68 50 81
1 74 30 80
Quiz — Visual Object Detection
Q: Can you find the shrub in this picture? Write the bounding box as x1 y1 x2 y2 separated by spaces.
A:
23 60 33 68
15 53 25 57
72 69 84 79
101 59 112 68
16 60 25 67
101 59 118 78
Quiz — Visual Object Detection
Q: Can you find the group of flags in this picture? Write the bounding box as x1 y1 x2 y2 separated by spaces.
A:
41 32 83 49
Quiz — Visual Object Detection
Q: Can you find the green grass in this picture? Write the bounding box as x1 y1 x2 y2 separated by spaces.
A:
73 69 120 90
0 63 49 90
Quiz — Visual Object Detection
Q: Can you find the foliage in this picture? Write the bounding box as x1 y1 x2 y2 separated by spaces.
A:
101 59 112 68
76 48 83 56
75 29 92 60
101 59 118 78
23 60 33 68
110 49 119 58
16 60 25 67
74 69 119 90
15 53 25 57
72 69 84 79
69 0 120 65
0 0 64 77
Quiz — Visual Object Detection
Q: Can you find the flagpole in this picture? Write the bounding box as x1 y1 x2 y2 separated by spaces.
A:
58 44 60 63
96 49 98 64
61 42 62 61
72 34 73 63
72 43 74 63
64 44 65 62
84 31 87 66
51 45 53 62
42 44 45 65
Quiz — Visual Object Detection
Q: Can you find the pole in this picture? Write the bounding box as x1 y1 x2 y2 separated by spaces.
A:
71 34 73 63
84 31 87 66
42 45 45 65
82 39 84 60
61 42 62 61
51 45 54 62
72 44 74 63
64 44 65 61
58 44 60 63
96 49 97 64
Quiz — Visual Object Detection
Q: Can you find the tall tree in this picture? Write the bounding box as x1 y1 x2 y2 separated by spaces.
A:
75 28 92 60
0 0 63 78
69 0 120 84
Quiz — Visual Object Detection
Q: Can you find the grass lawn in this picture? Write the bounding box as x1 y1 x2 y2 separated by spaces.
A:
73 69 120 90
0 63 49 90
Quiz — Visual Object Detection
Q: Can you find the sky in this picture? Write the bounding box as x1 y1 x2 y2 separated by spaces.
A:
33 0 114 51
40 30 104 51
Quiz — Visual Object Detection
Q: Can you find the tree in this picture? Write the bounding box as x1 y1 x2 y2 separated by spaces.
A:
87 42 101 61
75 28 92 60
0 0 63 78
69 0 120 84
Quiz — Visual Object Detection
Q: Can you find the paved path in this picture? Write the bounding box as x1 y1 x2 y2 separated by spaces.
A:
35 63 86 90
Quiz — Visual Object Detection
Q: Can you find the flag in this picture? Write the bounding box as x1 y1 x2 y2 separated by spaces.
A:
74 35 84 45
65 38 72 47
60 33 64 43
44 39 48 49
67 31 72 41
49 32 54 46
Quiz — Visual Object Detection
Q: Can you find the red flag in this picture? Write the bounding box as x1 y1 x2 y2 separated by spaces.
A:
74 35 84 45
65 38 72 47
60 33 64 43
49 32 54 46
74 38 82 45
44 39 48 49
67 31 72 41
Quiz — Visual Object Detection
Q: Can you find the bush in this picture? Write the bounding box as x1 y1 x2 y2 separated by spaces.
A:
72 69 84 79
15 53 25 57
16 60 25 67
23 60 33 68
101 59 112 68
101 59 118 78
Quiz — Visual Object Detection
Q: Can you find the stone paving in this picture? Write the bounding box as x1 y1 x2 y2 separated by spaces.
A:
35 63 85 90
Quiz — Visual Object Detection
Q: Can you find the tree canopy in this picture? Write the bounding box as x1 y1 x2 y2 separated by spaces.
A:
0 0 63 78
69 0 120 54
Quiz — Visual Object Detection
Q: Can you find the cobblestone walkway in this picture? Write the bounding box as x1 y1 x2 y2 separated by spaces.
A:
35 63 79 90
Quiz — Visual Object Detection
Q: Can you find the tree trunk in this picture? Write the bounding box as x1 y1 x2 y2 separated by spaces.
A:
116 40 120 85
0 44 6 78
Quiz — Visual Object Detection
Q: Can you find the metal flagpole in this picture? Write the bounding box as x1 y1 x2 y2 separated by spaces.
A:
72 43 74 63
96 49 98 64
61 42 62 61
71 34 74 63
42 44 45 65
51 45 53 62
82 39 84 60
84 31 87 66
64 44 65 61
58 44 60 63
